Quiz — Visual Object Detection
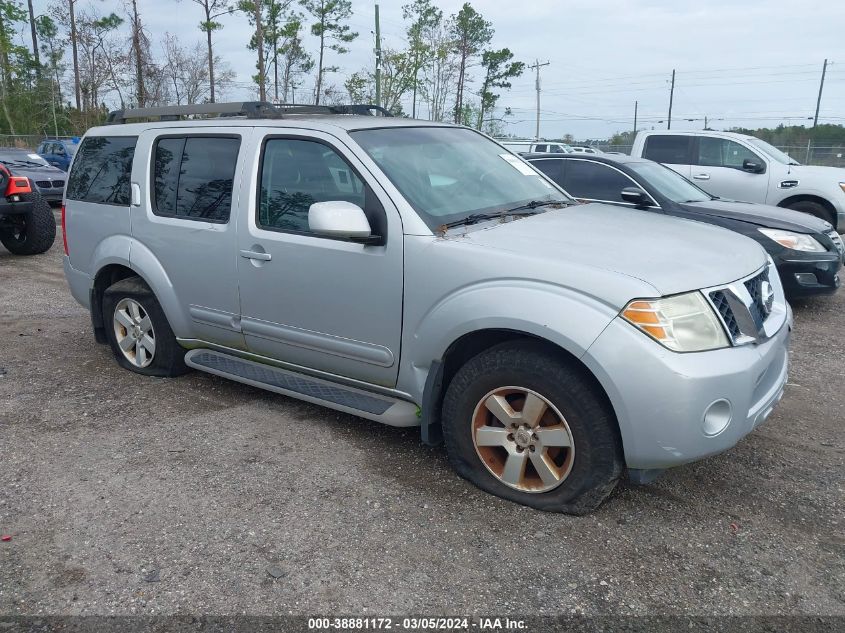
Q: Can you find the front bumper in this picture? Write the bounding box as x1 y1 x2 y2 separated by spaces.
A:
583 307 791 470
776 254 841 297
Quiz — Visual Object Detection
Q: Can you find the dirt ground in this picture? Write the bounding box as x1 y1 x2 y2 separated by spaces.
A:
1 214 843 621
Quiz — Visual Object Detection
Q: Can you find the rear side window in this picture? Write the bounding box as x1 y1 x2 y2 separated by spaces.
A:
531 159 562 182
642 135 692 164
66 136 136 204
152 136 240 223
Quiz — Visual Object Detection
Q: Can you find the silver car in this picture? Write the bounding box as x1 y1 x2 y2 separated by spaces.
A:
61 103 791 513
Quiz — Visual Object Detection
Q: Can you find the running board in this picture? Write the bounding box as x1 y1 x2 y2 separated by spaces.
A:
184 349 420 427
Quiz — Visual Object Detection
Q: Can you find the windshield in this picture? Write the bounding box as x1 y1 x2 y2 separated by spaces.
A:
628 161 713 203
350 127 568 230
746 137 799 165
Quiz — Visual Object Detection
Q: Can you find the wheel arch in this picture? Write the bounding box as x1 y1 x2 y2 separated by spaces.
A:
775 194 836 222
419 328 621 449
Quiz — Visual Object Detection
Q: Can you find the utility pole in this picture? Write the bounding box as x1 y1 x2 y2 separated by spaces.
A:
374 4 382 107
633 100 638 137
529 59 550 140
813 58 828 128
667 69 675 130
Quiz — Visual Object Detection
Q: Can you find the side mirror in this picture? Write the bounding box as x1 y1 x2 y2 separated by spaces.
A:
620 186 654 207
742 159 765 174
308 200 373 240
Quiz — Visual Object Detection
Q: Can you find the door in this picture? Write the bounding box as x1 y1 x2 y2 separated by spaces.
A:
236 130 404 386
130 128 247 348
691 137 770 203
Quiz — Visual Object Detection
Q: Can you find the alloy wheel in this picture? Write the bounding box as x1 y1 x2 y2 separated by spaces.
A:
113 298 156 368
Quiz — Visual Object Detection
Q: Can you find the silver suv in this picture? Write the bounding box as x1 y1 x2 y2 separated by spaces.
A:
62 102 791 513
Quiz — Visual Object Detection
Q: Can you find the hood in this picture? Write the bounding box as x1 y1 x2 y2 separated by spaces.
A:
461 203 768 296
3 163 65 179
682 199 832 234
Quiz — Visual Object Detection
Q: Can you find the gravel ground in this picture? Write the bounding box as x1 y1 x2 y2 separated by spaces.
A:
0 215 843 620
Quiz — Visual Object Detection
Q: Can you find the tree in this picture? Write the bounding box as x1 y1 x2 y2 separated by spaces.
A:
277 16 312 101
238 0 267 100
127 0 146 107
421 16 457 121
344 48 413 115
25 0 37 71
67 0 81 109
402 0 441 118
300 0 356 105
449 3 492 124
161 33 233 104
476 48 523 130
191 0 234 103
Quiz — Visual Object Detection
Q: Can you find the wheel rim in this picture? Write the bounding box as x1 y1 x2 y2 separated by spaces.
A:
471 386 575 493
113 298 156 368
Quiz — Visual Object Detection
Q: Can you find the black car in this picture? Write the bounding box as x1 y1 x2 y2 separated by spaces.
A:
525 153 844 298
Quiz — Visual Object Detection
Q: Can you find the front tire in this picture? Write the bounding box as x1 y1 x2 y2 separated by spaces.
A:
0 191 56 255
785 200 836 227
441 340 624 514
102 277 189 377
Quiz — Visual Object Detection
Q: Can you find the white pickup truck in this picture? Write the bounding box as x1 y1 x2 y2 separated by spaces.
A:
630 130 845 232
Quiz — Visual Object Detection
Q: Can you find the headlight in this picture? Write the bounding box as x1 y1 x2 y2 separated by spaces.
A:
758 228 825 252
621 292 729 352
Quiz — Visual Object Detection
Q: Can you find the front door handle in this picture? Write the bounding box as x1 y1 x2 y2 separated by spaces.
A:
240 249 272 261
692 173 711 180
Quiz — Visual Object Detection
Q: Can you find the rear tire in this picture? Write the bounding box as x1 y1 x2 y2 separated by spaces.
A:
441 340 624 514
0 191 56 255
785 200 836 227
102 277 189 378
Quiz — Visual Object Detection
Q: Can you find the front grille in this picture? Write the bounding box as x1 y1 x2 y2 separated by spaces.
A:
826 230 844 259
34 180 64 189
709 290 741 339
744 267 770 329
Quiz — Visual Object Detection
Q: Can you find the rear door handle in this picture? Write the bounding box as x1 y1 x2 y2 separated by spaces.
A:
692 173 711 180
240 249 272 261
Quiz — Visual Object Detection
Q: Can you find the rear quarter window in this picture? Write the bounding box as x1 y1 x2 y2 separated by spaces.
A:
66 136 137 205
642 135 693 165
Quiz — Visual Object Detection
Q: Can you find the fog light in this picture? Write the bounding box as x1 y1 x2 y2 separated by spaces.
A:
702 399 732 436
794 272 818 285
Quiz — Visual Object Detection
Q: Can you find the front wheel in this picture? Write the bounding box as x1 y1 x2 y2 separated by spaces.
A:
441 340 624 514
785 200 836 227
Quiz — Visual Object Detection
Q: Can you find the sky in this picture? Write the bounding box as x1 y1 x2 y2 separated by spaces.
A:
31 0 845 140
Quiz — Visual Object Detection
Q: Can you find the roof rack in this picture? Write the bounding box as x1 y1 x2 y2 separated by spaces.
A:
106 101 393 124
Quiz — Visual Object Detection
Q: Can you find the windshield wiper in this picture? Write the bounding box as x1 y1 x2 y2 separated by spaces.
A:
439 199 572 231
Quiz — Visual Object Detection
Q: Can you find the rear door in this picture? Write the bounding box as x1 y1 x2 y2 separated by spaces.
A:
691 136 770 203
641 134 693 179
561 159 647 206
130 127 248 348
235 128 404 386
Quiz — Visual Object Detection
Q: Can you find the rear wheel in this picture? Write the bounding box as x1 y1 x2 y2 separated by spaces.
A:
0 192 56 255
102 277 189 377
785 200 836 227
441 340 624 514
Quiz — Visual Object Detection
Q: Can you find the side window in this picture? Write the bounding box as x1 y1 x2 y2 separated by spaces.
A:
697 137 762 169
66 136 136 204
531 159 561 183
533 144 547 153
563 161 635 202
642 135 692 164
258 138 373 236
153 136 240 223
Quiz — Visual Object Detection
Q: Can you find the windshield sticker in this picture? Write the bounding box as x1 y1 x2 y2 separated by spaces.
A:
499 153 538 176
28 153 42 160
